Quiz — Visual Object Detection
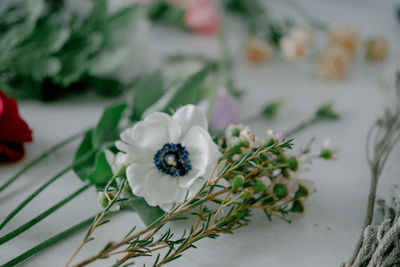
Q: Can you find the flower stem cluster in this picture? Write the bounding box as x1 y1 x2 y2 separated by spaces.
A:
70 125 320 267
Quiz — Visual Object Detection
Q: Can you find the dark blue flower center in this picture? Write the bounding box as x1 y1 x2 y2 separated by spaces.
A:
154 143 191 177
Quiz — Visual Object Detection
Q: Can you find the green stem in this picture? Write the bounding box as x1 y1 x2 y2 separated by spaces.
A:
0 128 90 194
0 149 96 231
0 184 91 245
1 216 95 267
285 117 318 137
207 13 230 120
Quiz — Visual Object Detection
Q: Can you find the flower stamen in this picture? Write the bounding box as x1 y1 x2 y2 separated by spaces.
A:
154 143 192 177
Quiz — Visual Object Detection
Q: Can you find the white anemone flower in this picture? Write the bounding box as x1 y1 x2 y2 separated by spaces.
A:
116 105 222 211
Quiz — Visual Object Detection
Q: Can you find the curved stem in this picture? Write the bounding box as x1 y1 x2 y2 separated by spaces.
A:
1 216 95 267
65 181 128 267
0 128 90 194
0 184 91 245
0 149 96 231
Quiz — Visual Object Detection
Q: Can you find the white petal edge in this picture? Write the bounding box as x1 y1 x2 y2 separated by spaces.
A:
173 105 208 136
119 120 174 152
144 112 181 143
180 125 222 187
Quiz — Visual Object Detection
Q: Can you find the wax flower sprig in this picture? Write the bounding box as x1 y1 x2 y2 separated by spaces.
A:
65 105 327 266
0 66 336 266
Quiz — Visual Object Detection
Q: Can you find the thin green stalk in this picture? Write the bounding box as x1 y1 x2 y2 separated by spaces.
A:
1 216 95 267
0 184 91 245
0 128 90 194
206 13 230 120
285 117 318 137
0 149 96 231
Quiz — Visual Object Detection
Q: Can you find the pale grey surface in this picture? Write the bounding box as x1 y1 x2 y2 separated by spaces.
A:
1 0 400 266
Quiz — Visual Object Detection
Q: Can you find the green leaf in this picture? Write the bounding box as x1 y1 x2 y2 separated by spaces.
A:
86 152 113 187
79 0 107 35
397 6 400 23
93 103 127 146
131 71 164 121
0 0 45 53
315 102 339 120
74 103 126 183
163 68 207 112
88 5 143 76
73 130 96 180
140 67 208 116
147 1 185 27
124 193 165 226
0 18 70 79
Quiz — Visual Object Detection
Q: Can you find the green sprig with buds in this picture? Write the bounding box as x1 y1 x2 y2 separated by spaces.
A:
65 124 325 266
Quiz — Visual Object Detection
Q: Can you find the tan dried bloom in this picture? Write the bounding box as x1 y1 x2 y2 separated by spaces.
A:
245 38 273 64
317 45 351 80
366 35 389 62
329 25 360 56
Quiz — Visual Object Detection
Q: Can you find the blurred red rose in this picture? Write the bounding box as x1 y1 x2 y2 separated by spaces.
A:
0 90 33 162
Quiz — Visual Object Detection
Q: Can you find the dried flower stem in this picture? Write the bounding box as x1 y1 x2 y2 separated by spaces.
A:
349 75 400 264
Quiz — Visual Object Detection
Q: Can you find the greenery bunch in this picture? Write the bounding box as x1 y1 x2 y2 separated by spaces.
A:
0 0 143 101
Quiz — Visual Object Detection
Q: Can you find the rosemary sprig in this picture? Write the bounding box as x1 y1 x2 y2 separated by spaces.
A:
68 139 308 267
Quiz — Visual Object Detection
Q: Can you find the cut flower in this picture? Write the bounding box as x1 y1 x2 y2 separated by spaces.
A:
0 90 33 162
116 104 222 211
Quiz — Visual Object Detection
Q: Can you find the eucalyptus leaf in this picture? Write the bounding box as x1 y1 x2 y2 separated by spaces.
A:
0 0 143 100
0 0 44 53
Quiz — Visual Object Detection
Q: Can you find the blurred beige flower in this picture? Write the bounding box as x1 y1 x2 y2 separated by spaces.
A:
317 45 350 80
280 36 307 61
245 38 273 64
289 27 314 47
329 25 360 56
366 35 389 62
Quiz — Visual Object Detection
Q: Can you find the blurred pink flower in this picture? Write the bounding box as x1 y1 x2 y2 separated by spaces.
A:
198 89 239 130
183 0 220 35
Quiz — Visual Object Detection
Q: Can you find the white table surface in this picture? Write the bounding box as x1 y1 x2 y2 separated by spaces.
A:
1 0 400 266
